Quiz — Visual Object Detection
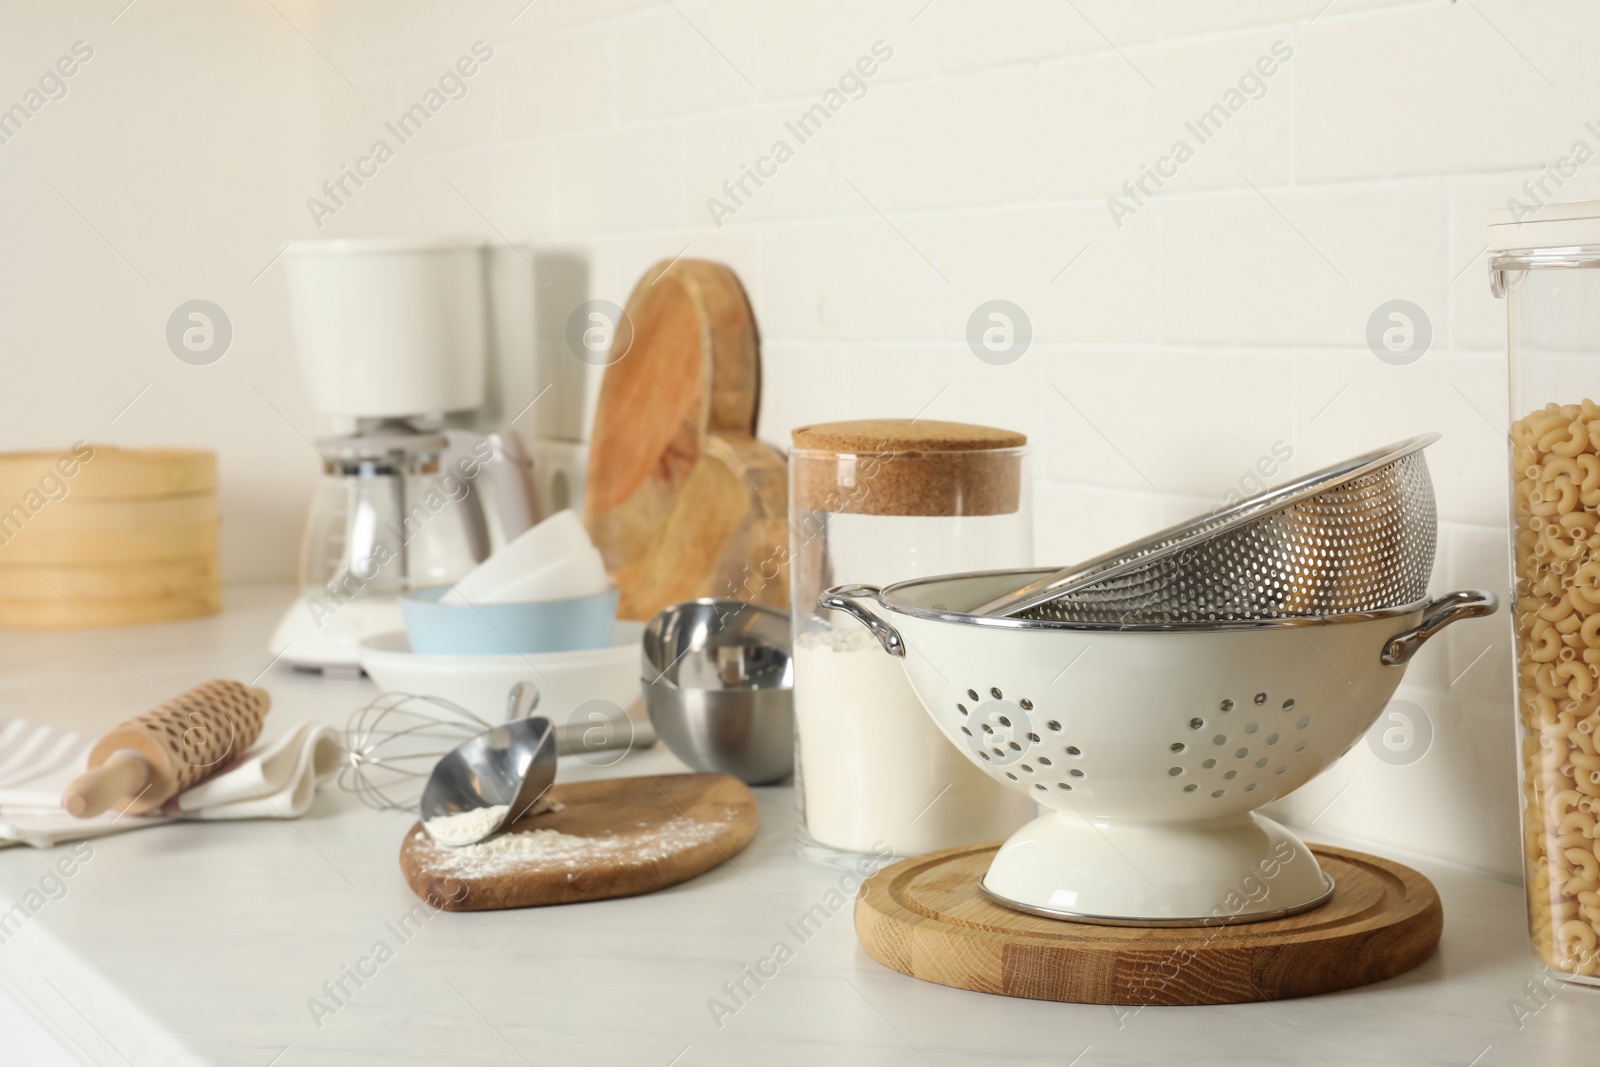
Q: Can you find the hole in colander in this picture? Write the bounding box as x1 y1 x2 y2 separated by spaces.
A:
1235 747 1249 759
960 726 972 736
1203 758 1217 769
1021 763 1033 774
1035 783 1047 792
957 704 969 716
1028 732 1041 743
982 723 994 734
968 689 980 702
1267 733 1279 745
1297 716 1311 729
1020 698 1034 710
1005 772 1018 781
1171 742 1186 753
1294 741 1307 752
1190 717 1205 730
1066 746 1081 756
1245 722 1259 734
1275 765 1287 774
1048 720 1063 732
1183 783 1198 792
998 715 1011 727
1214 734 1228 745
1254 692 1267 705
1220 699 1234 711
991 687 1003 700
1039 756 1053 766
1167 767 1184 777
1069 769 1085 778
1283 698 1296 710
1008 741 1022 752
1212 789 1226 798
1246 782 1258 792
1224 770 1238 780
980 751 991 761
992 747 1005 758
1057 782 1072 792
1255 757 1269 768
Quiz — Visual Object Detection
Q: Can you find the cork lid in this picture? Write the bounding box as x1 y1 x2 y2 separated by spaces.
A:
792 419 1027 453
790 419 1026 517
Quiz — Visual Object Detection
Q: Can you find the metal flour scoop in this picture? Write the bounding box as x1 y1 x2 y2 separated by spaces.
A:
419 683 558 846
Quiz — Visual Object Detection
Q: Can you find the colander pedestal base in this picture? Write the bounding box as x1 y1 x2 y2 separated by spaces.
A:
980 810 1333 925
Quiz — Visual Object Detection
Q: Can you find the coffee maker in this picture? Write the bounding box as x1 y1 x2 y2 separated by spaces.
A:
270 238 538 672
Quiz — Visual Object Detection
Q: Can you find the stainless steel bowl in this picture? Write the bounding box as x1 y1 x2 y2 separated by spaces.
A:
641 599 793 785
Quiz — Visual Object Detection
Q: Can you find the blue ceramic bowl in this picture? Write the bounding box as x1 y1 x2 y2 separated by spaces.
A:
400 585 620 655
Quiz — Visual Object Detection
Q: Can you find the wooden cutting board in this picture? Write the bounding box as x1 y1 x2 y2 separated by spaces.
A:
856 842 1442 1005
583 259 788 620
399 773 759 911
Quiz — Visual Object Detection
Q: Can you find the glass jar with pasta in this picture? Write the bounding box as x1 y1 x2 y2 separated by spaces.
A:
1491 201 1600 985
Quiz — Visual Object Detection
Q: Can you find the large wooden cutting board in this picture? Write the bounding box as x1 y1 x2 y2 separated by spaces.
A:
856 842 1442 1005
583 259 788 620
399 773 758 911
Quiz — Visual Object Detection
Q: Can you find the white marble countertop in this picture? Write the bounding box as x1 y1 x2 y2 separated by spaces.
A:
0 586 1595 1066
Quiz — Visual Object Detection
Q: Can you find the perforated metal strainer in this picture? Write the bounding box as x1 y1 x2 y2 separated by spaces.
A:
975 435 1439 624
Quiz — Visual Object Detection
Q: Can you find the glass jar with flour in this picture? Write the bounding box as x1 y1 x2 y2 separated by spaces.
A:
789 419 1036 866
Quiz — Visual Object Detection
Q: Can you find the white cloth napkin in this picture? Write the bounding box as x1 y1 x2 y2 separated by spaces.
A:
0 717 343 848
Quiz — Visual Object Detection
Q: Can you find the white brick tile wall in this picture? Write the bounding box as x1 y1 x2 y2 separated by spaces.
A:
1158 0 1330 37
760 217 942 340
1164 183 1451 347
756 0 935 98
556 124 684 233
937 0 1159 73
615 1 758 121
441 144 560 251
1038 30 1294 202
1037 347 1296 493
682 102 845 225
536 0 668 32
1295 0 1600 182
937 202 1161 343
494 30 613 141
841 67 1039 212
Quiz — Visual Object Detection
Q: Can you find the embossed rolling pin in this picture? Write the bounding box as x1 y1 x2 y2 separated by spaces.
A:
61 680 271 818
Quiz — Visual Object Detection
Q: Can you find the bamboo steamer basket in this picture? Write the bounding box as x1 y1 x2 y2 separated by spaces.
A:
0 445 222 629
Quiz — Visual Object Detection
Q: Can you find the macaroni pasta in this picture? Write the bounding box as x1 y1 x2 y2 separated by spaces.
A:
1514 401 1600 976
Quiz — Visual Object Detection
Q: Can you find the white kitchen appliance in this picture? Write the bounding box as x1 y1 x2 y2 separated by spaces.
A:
270 238 538 671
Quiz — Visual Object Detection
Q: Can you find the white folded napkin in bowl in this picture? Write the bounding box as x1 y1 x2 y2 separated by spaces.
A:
0 717 343 848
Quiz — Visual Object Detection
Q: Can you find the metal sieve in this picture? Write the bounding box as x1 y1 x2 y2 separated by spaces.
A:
974 435 1439 624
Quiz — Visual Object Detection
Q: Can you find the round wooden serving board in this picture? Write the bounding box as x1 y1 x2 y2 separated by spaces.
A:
399 773 758 911
583 258 788 621
855 842 1442 1005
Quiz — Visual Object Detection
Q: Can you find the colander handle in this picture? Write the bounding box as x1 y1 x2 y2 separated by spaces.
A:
1381 589 1498 666
818 585 906 658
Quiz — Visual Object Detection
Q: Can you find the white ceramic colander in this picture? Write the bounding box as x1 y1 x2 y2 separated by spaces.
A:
822 569 1495 925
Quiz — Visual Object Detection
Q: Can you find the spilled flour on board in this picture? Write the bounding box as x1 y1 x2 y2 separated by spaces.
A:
415 807 736 877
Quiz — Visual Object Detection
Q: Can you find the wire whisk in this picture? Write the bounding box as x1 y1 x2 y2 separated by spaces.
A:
339 685 538 812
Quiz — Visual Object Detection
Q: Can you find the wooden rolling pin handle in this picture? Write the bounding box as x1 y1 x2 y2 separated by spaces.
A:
62 750 151 818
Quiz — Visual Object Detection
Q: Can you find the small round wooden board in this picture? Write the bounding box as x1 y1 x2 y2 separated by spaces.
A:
400 773 757 911
855 842 1442 1005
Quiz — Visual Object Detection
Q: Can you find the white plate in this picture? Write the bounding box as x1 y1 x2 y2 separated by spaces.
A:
357 623 651 751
